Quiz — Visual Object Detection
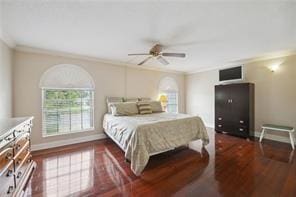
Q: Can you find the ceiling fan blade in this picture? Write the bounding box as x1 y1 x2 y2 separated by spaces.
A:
157 56 169 65
138 56 153 65
128 53 150 56
162 53 186 58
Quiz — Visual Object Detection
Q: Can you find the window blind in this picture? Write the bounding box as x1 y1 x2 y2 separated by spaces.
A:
42 89 94 136
166 91 178 113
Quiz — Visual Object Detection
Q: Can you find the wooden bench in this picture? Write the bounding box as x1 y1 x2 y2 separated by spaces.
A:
260 124 295 149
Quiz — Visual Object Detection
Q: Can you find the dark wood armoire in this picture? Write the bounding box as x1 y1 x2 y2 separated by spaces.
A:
215 83 254 138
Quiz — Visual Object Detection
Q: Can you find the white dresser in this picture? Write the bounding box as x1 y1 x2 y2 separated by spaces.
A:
0 117 36 197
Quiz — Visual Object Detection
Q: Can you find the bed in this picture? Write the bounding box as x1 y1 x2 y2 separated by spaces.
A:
103 112 209 176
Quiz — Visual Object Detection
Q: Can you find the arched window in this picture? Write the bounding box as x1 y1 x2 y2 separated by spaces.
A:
40 64 95 136
158 77 178 113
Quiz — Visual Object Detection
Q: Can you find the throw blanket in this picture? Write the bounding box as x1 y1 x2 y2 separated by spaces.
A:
103 113 209 176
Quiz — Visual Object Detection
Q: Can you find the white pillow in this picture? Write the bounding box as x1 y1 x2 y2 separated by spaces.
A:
148 101 164 113
124 97 139 102
110 102 139 116
139 97 151 101
106 97 123 113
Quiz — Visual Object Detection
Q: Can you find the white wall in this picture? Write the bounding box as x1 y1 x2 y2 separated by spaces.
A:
186 54 296 139
0 39 12 118
13 49 185 146
186 70 218 127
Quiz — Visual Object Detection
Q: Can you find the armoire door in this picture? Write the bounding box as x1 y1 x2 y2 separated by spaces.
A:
215 85 232 132
229 84 250 136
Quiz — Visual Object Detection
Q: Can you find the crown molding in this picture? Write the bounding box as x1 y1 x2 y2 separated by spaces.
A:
186 49 296 75
0 30 15 48
14 45 186 75
13 45 296 75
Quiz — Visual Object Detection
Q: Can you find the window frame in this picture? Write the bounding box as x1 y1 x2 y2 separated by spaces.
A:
164 90 179 113
41 88 95 137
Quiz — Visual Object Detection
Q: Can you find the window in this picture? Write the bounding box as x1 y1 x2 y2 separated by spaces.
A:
43 89 94 136
159 77 178 113
166 91 178 113
40 64 95 137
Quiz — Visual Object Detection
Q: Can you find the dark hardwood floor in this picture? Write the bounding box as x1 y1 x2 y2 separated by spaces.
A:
25 128 296 196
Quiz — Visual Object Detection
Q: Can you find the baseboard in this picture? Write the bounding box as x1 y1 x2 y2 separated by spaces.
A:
208 125 294 145
254 131 295 145
205 124 214 129
31 133 107 151
30 129 294 151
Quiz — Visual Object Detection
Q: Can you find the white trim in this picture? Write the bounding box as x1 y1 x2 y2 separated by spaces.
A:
0 30 15 48
43 128 95 138
41 87 94 90
205 124 214 128
31 133 106 151
254 131 295 145
39 64 95 89
15 45 185 74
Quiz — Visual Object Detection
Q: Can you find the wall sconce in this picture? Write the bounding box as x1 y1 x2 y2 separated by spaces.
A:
270 64 280 72
268 60 284 72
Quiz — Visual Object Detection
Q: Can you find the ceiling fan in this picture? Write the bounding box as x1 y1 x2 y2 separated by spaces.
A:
128 44 186 66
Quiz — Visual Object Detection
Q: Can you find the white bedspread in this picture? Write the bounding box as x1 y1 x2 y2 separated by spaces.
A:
103 112 209 175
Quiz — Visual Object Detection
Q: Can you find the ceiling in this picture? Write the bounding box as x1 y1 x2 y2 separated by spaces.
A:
1 0 296 73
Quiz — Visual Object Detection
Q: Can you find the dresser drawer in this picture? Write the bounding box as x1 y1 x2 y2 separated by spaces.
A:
14 133 30 155
14 142 30 171
0 162 15 196
0 148 13 173
0 133 15 150
237 119 249 127
237 125 248 132
215 122 233 133
235 125 249 137
15 152 32 187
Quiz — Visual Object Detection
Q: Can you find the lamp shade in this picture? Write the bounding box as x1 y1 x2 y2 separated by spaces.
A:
159 95 168 103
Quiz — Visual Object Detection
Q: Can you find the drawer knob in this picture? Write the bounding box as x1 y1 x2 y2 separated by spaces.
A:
240 120 244 124
16 144 21 150
6 170 13 177
7 186 14 194
17 171 22 178
5 152 12 160
27 155 32 163
239 128 244 131
16 159 22 165
218 125 222 128
218 117 222 120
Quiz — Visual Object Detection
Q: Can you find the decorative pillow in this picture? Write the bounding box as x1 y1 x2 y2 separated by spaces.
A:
139 97 151 101
137 102 153 114
148 101 164 113
106 97 124 113
124 97 139 102
110 102 139 116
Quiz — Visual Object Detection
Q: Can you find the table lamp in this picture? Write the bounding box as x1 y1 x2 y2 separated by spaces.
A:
159 94 168 111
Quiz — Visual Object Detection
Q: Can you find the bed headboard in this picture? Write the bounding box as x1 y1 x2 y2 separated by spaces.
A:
106 97 152 113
